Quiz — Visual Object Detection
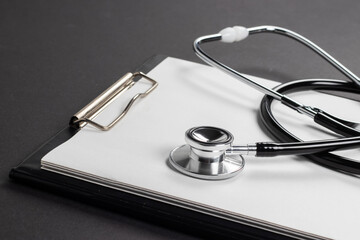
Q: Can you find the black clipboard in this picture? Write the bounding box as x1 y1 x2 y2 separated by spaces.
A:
9 55 297 240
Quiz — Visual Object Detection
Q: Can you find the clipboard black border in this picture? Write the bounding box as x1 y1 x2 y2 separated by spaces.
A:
9 55 300 240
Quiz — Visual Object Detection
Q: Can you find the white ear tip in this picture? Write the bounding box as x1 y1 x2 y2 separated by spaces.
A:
233 26 249 41
219 26 248 43
219 27 237 43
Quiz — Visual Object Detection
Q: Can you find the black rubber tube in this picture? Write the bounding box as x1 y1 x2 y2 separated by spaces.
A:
259 79 360 175
256 136 360 157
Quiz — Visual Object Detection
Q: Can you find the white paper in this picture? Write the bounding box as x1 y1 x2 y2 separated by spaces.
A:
42 57 360 240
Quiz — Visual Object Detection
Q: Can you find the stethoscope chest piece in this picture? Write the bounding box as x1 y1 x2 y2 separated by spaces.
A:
169 126 245 180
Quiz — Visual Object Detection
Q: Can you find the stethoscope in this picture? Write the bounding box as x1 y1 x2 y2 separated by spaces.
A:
169 25 360 180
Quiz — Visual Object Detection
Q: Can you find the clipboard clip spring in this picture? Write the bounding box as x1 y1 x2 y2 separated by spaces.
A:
71 72 158 131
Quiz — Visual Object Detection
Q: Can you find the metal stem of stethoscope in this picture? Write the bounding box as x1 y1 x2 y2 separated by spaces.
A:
248 26 360 84
193 25 360 118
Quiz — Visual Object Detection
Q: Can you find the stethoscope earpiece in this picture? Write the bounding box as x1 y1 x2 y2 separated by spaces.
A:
169 126 245 180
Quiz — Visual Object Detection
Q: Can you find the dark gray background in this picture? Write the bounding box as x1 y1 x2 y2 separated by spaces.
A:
1 1 359 239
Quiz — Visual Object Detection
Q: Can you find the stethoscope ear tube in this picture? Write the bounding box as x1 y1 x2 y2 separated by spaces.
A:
255 137 360 157
260 79 360 175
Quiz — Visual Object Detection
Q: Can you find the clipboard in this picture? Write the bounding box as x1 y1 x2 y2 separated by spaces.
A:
8 55 292 239
9 55 359 240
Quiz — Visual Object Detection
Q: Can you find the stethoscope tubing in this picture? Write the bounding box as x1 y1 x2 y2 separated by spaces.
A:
260 78 360 174
193 25 360 175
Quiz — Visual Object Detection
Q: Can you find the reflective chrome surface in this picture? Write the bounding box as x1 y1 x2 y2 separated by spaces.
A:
186 126 233 152
169 126 245 180
169 145 244 180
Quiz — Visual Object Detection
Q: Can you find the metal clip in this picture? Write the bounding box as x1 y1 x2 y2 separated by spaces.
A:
71 72 158 131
